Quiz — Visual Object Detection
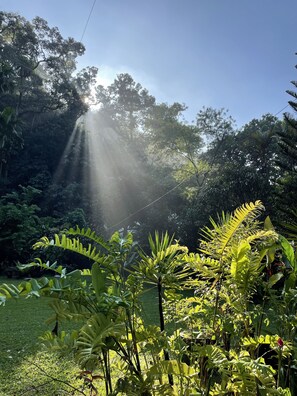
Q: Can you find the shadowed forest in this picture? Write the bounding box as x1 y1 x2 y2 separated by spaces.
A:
1 11 297 396
1 12 296 269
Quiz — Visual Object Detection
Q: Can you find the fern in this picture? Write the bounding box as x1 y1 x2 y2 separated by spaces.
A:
66 226 111 252
33 234 104 265
76 313 125 369
200 201 265 257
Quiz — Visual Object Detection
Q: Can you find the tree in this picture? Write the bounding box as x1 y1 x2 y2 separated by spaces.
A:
196 114 282 221
276 60 297 222
82 74 158 231
0 12 87 117
145 106 238 248
0 12 97 180
96 73 155 143
0 186 42 269
0 63 23 178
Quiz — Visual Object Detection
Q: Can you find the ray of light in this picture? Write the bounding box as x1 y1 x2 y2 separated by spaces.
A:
82 109 144 229
51 107 146 231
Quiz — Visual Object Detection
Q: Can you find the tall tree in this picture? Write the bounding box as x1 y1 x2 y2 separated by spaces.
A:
96 73 155 142
0 12 97 179
276 63 297 221
0 13 101 270
199 114 282 217
0 63 22 179
144 106 236 248
0 12 86 116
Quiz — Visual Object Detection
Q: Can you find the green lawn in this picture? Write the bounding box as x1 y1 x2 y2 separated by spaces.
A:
0 277 160 395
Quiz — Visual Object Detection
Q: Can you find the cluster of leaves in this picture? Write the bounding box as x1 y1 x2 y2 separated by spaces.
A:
0 12 98 268
1 201 297 395
1 10 297 277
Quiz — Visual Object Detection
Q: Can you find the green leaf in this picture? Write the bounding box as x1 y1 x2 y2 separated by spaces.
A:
217 201 264 254
279 235 296 271
0 296 6 305
264 216 274 231
147 359 197 378
91 263 106 301
230 240 250 279
285 273 296 291
267 272 283 288
67 226 110 252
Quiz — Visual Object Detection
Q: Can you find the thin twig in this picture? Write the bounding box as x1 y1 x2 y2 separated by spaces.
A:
22 358 87 395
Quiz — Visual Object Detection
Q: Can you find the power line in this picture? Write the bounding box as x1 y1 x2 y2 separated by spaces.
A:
274 104 289 117
80 0 97 43
106 176 192 230
77 0 289 229
106 102 291 230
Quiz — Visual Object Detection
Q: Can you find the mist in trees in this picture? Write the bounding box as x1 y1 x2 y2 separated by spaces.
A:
0 11 295 271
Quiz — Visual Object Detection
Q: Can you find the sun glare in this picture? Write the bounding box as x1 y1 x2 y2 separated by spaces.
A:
53 108 144 230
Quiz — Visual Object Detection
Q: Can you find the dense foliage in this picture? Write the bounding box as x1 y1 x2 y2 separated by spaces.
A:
1 201 297 395
1 12 297 272
2 6 297 396
2 8 297 396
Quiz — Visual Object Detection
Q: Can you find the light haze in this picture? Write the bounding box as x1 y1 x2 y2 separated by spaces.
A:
2 0 297 126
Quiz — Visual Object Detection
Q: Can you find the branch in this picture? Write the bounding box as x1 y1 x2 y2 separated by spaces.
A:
22 358 87 395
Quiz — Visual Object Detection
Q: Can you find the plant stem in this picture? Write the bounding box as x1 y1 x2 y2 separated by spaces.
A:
277 349 282 388
113 337 142 378
103 349 112 394
157 277 174 386
126 308 142 374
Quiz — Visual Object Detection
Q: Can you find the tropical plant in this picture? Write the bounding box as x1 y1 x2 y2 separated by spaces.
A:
167 201 294 394
1 202 297 395
0 185 43 271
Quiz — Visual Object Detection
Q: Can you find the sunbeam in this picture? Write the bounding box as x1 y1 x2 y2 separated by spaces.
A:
53 108 146 230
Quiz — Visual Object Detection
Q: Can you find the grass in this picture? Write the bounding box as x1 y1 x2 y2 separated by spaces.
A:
0 276 161 395
0 278 90 395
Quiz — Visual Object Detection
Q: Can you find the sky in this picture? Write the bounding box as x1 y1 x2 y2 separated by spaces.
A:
2 0 297 127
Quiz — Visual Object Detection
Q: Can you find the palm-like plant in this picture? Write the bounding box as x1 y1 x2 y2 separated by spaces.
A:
1 203 295 395
0 228 151 395
134 231 190 386
170 201 285 393
136 232 189 332
195 201 276 327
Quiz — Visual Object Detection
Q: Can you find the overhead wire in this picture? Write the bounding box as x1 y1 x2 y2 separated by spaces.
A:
274 104 289 117
80 0 97 43
77 0 291 231
106 102 291 230
106 176 192 230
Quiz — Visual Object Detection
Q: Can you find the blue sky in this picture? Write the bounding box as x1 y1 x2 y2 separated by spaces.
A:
2 0 297 127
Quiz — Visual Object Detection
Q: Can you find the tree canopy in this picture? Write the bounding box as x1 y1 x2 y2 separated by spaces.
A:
0 11 295 269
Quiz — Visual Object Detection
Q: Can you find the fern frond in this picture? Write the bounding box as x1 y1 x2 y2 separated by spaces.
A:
33 234 104 264
185 253 220 278
245 230 278 245
219 201 264 252
67 226 111 252
76 313 125 369
200 201 265 257
230 241 263 296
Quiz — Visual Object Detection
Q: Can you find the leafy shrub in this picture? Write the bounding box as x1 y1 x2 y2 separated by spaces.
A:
1 201 296 395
